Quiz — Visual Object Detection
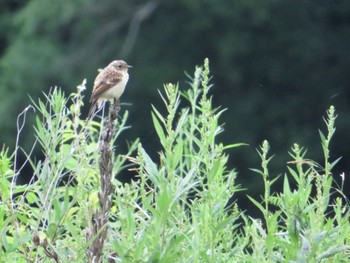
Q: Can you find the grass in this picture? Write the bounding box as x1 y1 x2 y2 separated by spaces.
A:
0 59 349 262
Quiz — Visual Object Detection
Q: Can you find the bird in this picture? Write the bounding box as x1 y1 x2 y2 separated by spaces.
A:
88 60 132 119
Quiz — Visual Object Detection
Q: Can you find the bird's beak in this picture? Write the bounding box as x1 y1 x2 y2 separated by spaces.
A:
128 65 133 68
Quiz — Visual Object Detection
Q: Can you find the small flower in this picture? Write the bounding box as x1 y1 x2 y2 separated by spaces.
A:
77 79 87 92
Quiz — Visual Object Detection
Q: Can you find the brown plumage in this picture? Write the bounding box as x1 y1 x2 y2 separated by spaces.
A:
88 60 131 119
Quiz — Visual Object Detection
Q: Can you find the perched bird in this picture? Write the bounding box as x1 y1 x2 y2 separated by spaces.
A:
88 60 132 118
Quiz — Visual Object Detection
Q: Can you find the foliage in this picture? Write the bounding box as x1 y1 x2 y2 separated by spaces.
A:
246 106 350 262
0 60 349 262
1 0 350 184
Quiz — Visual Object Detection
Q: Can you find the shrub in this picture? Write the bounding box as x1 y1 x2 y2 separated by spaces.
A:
0 59 348 262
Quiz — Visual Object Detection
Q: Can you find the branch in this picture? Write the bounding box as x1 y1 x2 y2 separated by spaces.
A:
120 0 159 57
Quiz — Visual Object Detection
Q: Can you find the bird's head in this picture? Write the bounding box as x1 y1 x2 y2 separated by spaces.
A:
110 60 132 71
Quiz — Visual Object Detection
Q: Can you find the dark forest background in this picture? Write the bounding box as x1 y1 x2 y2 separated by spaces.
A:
1 0 349 216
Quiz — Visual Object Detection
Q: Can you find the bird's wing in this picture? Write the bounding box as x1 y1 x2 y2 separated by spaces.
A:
90 69 123 102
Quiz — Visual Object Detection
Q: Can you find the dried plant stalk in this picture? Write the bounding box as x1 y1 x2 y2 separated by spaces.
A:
86 99 120 263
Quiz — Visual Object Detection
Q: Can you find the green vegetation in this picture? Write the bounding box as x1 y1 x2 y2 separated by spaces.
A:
0 60 349 262
1 1 350 186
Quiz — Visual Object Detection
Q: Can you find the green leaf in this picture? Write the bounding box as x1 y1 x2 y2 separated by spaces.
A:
330 157 342 170
152 105 166 126
141 148 161 186
25 192 39 204
16 213 29 224
174 108 189 137
249 168 264 176
270 174 281 186
247 195 265 215
152 112 166 145
283 176 291 196
223 143 249 150
316 246 350 262
171 139 183 168
47 223 58 239
287 166 300 185
318 129 326 142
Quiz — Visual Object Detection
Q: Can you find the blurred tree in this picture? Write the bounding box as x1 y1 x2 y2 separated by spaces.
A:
0 0 158 150
129 0 350 195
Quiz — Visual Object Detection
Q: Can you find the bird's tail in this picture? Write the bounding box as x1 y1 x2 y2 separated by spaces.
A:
87 101 97 121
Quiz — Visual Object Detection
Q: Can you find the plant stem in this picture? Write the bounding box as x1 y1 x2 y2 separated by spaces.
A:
86 99 120 262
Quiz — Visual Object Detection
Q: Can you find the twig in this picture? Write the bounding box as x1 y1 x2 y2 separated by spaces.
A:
120 0 159 57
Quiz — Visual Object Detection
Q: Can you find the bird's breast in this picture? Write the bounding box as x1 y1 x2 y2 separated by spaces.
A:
100 74 129 100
